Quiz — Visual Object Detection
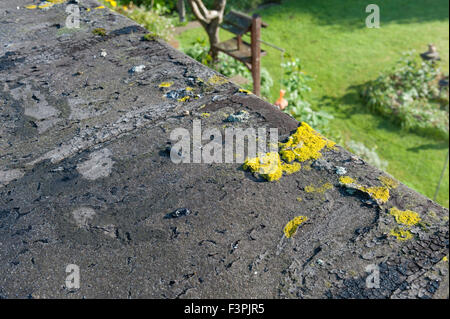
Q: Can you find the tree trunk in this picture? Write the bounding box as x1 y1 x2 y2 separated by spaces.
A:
177 0 186 23
206 20 220 62
186 0 227 64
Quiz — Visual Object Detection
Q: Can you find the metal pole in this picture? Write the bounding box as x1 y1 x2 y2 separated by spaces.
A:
434 149 449 201
251 14 261 96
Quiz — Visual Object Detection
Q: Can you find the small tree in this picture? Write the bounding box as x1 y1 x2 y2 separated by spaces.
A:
187 0 227 62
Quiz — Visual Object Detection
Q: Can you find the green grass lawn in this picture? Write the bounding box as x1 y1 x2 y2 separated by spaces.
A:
175 0 449 207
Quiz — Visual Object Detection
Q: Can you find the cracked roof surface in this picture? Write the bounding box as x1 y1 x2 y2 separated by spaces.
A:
0 0 448 299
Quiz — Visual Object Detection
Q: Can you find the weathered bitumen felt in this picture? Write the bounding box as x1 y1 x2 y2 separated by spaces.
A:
0 0 448 298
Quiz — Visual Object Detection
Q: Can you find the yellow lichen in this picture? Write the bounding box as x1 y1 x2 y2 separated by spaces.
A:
94 6 105 9
207 75 228 86
185 87 194 91
305 182 333 194
26 0 67 10
339 176 355 185
284 216 308 238
178 96 190 102
296 197 302 202
242 122 336 182
104 0 117 7
279 122 335 163
379 176 399 189
38 3 53 8
360 186 390 204
201 112 210 118
339 176 390 204
281 162 301 175
390 228 413 241
243 152 283 182
238 88 252 94
389 207 421 226
303 164 312 171
159 81 173 88
244 153 305 182
443 256 448 262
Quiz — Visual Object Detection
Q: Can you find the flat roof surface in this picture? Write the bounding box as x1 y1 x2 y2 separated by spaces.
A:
0 0 448 298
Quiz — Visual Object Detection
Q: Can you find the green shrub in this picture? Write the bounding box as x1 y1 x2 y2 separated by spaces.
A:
361 52 449 139
125 6 175 42
281 56 333 132
118 0 177 12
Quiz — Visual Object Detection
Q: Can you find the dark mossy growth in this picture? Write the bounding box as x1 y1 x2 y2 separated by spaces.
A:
92 28 107 36
142 33 159 41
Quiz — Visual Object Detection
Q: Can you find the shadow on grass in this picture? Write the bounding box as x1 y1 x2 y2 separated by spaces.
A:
407 142 449 152
258 0 449 29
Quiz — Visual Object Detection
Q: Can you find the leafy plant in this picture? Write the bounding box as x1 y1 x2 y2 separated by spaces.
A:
124 5 175 42
183 37 213 65
361 52 449 139
281 56 333 132
346 140 388 170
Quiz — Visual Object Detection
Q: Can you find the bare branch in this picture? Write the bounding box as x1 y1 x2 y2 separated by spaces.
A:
188 0 226 24
188 0 207 25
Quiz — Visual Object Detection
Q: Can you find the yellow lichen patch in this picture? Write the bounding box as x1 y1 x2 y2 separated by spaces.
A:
379 176 399 189
305 182 333 194
390 228 413 241
242 122 337 182
158 81 173 88
238 88 252 94
178 96 190 102
281 162 301 175
201 112 210 118
39 2 55 8
279 122 335 163
339 176 355 185
389 207 421 226
284 216 308 238
339 176 390 204
26 0 67 10
94 6 105 9
243 152 283 182
104 0 117 7
360 186 390 204
207 74 228 86
443 256 448 262
302 164 312 171
185 87 194 91
296 197 302 202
